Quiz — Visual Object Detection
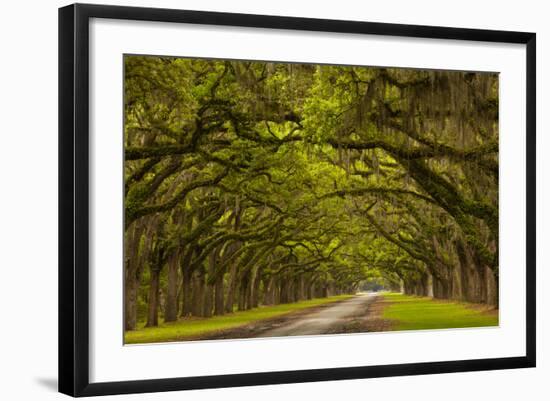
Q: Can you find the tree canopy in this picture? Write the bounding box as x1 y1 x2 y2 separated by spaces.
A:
123 56 499 330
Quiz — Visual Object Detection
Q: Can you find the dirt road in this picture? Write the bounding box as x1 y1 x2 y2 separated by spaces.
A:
255 293 377 338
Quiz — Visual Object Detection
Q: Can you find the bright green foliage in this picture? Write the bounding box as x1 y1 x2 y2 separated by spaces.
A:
381 293 498 330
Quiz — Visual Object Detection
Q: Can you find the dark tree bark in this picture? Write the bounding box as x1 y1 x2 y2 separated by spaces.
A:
124 221 145 331
192 270 206 317
203 284 214 317
225 262 238 314
214 273 225 315
250 267 262 309
144 229 166 328
145 267 161 327
180 246 194 317
164 251 180 322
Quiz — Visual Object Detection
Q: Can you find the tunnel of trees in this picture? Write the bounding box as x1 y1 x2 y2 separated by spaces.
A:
124 56 499 330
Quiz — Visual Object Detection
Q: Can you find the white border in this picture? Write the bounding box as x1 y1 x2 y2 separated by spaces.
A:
89 18 526 383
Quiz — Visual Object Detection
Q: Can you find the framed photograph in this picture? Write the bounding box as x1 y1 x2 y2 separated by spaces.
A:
58 3 536 397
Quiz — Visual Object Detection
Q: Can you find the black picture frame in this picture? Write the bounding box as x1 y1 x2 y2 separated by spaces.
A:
59 3 536 397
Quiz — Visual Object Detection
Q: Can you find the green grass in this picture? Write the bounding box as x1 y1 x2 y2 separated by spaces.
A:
381 293 498 331
125 295 353 344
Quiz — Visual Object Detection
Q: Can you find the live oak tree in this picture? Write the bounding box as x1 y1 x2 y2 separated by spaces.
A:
124 56 498 330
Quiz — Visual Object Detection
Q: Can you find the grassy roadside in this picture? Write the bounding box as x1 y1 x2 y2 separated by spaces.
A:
381 293 498 331
125 295 354 344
